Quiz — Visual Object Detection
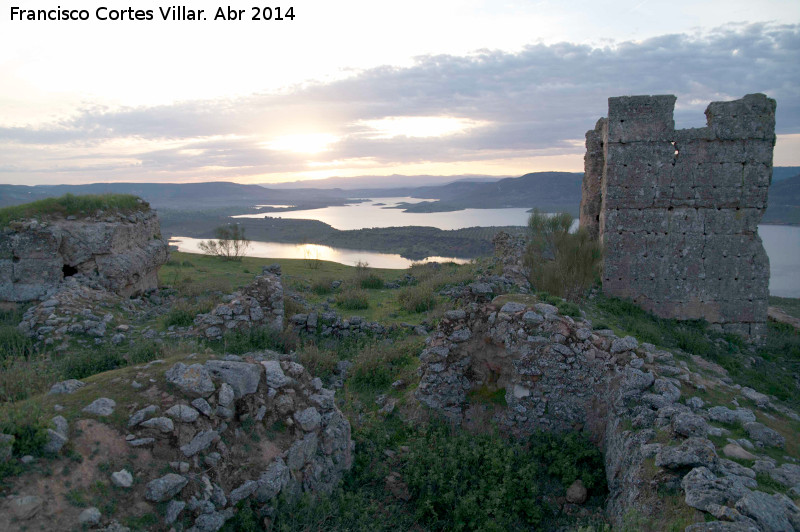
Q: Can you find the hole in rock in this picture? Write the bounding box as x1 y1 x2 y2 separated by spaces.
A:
62 264 78 278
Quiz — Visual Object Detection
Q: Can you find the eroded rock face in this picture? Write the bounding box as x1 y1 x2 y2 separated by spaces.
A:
0 208 169 302
581 94 775 341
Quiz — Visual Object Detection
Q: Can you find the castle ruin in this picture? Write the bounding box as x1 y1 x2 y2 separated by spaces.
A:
580 94 775 340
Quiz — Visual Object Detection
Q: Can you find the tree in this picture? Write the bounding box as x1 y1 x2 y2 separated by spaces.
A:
198 224 251 261
523 210 601 301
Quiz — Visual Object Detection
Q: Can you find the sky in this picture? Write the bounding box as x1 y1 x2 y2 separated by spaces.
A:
1 0 799 186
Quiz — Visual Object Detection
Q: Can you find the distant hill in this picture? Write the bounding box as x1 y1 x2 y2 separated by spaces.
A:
394 171 584 214
0 182 349 210
263 174 504 189
763 174 800 224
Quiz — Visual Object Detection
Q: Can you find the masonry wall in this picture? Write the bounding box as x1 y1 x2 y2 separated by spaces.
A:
581 94 775 340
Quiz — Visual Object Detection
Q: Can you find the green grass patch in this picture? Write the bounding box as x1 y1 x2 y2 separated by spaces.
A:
336 288 370 311
468 384 507 406
0 193 147 227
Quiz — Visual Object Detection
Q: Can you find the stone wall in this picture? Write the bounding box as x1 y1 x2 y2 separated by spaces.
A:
580 94 775 340
194 266 285 338
0 209 169 302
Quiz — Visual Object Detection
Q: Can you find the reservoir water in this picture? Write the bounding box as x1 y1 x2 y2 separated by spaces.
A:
175 198 800 297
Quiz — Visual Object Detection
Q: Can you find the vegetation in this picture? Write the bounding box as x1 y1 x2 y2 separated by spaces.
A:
0 193 147 227
524 210 602 301
587 293 800 408
198 223 251 261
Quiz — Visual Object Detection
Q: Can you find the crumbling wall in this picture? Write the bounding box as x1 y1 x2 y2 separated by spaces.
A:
581 94 775 340
0 209 169 301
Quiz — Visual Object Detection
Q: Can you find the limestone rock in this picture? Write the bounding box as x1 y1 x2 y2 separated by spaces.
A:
262 360 291 388
181 430 219 457
708 406 756 425
127 405 159 427
139 416 174 433
743 422 785 448
165 500 185 524
672 411 709 438
165 404 200 423
111 469 133 488
48 379 85 395
10 495 43 520
165 362 215 398
78 507 101 526
735 490 794 532
294 407 321 432
723 443 757 461
144 473 188 502
204 360 261 398
256 458 291 502
655 437 717 469
228 480 259 506
82 397 116 416
566 479 588 504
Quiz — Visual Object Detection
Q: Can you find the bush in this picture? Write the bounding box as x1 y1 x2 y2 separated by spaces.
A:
349 339 419 392
360 274 384 290
216 325 298 355
524 211 601 301
297 343 339 380
0 405 48 457
398 283 436 313
528 431 606 491
335 289 369 310
311 278 335 295
198 223 251 261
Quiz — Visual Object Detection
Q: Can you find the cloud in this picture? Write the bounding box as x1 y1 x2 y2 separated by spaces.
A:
2 22 798 183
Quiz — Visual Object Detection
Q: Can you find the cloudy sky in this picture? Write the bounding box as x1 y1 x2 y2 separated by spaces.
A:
1 0 799 185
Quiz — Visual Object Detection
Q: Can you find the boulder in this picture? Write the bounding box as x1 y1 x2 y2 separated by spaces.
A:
165 363 215 398
144 474 188 502
204 360 261 398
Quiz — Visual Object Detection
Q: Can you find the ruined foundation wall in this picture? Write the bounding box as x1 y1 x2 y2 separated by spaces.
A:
582 94 775 340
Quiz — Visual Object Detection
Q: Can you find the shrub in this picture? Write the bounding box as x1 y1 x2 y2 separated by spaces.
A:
349 340 418 392
360 274 384 290
311 277 335 295
335 288 369 310
528 431 606 491
0 404 48 457
217 325 298 355
198 223 251 261
524 210 601 301
398 283 436 313
297 343 339 380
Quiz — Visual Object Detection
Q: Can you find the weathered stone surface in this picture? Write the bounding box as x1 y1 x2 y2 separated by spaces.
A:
140 416 174 433
723 443 757 461
192 511 227 532
111 469 133 488
217 383 235 408
180 430 219 457
656 438 718 469
10 495 43 520
735 490 794 531
204 360 261 398
708 406 756 425
228 480 259 506
262 360 291 388
256 458 291 502
0 208 168 302
583 94 774 341
566 479 588 504
78 507 101 526
165 362 215 397
165 404 200 423
144 473 188 502
191 398 213 417
672 411 709 438
743 422 785 448
128 405 159 427
768 463 800 489
681 466 751 512
165 500 185 525
48 379 85 395
82 397 116 416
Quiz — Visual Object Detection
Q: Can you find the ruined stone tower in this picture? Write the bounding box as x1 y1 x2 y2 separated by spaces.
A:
580 94 775 340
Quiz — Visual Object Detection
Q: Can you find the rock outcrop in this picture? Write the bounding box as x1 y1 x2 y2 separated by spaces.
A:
1 207 169 302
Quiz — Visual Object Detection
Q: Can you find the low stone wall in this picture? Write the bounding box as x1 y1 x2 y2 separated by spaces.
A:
1 209 169 302
194 266 284 339
415 298 800 529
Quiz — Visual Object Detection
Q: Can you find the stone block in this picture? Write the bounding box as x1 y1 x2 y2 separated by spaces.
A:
607 95 676 143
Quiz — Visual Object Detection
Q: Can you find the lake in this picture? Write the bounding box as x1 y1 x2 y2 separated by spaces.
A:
177 198 800 297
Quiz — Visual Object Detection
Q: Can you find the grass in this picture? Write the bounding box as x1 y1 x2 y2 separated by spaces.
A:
586 293 800 409
770 295 800 319
0 193 147 227
336 288 370 310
